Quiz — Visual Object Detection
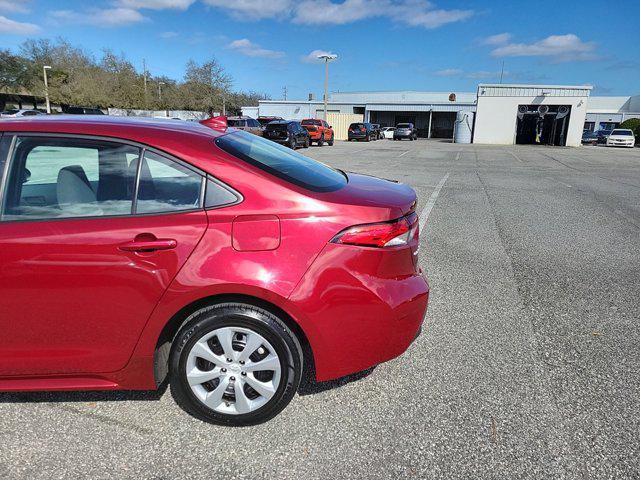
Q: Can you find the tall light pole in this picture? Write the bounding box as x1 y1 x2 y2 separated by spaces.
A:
43 65 52 114
158 81 165 104
317 53 337 122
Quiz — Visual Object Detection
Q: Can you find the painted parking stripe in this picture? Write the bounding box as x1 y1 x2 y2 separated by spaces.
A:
419 173 450 232
398 150 411 157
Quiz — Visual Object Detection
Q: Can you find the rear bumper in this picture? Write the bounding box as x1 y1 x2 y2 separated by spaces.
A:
306 131 322 140
394 132 414 139
287 243 429 381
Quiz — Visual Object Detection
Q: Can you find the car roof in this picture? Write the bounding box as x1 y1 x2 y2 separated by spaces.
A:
0 114 221 138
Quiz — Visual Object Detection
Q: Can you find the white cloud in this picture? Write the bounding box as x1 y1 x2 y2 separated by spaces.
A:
202 0 292 20
293 0 381 25
0 0 31 13
227 38 285 59
389 1 473 29
0 15 40 34
434 68 463 77
203 0 472 28
302 49 338 63
482 33 511 46
51 8 148 27
491 34 598 62
116 0 195 9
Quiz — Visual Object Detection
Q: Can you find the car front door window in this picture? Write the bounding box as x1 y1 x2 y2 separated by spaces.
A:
1 137 139 221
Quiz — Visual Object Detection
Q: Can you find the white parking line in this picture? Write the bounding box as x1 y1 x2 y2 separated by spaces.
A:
398 150 411 157
509 151 524 163
419 172 450 232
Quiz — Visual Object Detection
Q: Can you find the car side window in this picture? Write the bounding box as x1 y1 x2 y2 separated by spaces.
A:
135 150 203 214
1 136 139 221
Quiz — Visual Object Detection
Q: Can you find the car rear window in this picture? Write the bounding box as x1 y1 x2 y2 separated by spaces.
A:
266 123 288 131
349 123 364 129
215 130 347 192
397 123 411 128
611 129 633 136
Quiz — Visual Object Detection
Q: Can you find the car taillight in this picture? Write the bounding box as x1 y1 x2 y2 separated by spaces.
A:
331 212 418 248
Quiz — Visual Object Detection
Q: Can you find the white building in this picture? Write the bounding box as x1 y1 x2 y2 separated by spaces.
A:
245 84 640 147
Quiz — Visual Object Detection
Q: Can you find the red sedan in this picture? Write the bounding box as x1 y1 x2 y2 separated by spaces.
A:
0 116 429 426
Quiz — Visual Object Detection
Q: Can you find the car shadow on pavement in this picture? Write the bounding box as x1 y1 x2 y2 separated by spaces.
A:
0 382 169 404
297 346 375 396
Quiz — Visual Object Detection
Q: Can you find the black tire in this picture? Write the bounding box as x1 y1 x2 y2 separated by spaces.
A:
365 134 370 142
317 135 324 147
169 303 303 427
328 134 334 146
304 138 310 148
289 137 296 149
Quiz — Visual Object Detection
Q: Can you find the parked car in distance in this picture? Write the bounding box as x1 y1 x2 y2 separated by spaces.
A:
381 127 396 139
227 116 263 136
263 120 310 149
300 119 334 146
606 129 635 148
371 124 382 139
348 122 377 142
595 129 612 144
257 116 284 127
394 123 418 141
65 107 105 115
0 109 45 118
581 130 598 146
0 115 428 426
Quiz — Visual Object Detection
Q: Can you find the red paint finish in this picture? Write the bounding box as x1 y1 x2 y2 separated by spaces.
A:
232 215 280 251
0 116 429 392
300 118 334 142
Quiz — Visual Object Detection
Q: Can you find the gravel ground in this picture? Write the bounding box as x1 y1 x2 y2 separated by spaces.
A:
1 139 639 479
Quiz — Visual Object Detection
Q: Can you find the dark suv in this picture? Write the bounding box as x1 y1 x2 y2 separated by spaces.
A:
263 120 310 149
64 107 105 115
348 122 377 142
394 123 418 141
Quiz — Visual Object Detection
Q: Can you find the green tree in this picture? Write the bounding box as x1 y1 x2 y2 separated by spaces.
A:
620 118 640 143
0 49 32 91
182 58 232 114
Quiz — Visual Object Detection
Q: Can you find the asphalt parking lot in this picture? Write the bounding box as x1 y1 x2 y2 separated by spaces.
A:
1 139 639 479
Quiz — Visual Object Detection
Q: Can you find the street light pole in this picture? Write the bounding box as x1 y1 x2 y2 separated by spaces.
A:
317 53 337 122
158 81 165 103
43 65 52 114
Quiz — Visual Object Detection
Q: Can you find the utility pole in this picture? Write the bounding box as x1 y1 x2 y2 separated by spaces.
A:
43 65 52 114
317 53 337 122
283 85 287 101
499 60 505 84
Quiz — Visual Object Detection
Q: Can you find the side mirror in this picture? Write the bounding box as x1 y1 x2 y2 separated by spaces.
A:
329 126 333 129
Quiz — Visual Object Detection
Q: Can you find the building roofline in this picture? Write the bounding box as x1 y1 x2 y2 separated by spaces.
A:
478 83 593 90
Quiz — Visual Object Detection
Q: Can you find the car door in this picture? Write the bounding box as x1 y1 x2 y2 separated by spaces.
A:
0 134 208 376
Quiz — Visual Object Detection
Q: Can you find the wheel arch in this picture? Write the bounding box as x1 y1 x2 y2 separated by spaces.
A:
153 293 313 386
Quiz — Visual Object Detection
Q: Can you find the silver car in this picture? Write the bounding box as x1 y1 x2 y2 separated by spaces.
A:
0 109 45 118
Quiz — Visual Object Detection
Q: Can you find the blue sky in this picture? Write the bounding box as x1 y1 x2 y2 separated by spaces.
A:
1 0 639 98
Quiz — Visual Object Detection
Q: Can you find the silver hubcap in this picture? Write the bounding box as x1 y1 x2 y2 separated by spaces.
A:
186 327 281 415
